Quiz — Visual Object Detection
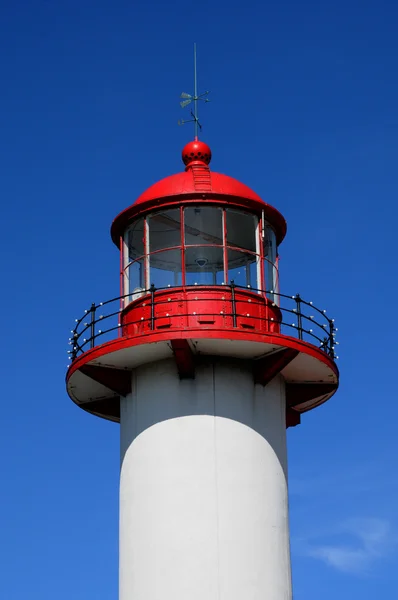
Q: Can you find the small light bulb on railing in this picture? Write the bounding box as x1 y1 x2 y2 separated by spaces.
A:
292 323 295 327
75 319 78 323
84 310 88 314
309 329 313 332
271 318 274 321
270 290 274 293
335 341 339 345
335 328 338 331
73 347 77 350
322 324 327 328
100 302 103 306
309 301 313 305
310 316 314 319
332 319 335 322
336 356 339 359
247 285 251 288
272 302 276 307
293 308 297 312
291 295 295 299
83 338 87 342
118 323 121 327
323 310 327 314
98 330 102 334
168 284 171 287
194 282 198 285
84 323 88 327
99 315 103 319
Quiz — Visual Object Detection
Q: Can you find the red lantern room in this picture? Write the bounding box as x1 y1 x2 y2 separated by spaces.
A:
66 139 339 427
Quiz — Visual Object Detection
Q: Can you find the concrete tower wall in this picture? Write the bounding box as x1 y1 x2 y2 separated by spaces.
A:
120 358 292 600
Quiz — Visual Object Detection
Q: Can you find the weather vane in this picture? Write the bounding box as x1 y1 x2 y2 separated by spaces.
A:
178 43 210 140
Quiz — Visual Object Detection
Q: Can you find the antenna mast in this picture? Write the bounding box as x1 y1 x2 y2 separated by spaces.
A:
193 43 198 140
178 43 210 139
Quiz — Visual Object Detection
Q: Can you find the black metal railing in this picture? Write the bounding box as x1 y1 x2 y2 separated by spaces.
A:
67 284 338 364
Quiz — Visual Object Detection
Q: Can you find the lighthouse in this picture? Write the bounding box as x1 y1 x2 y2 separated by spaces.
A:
66 137 339 599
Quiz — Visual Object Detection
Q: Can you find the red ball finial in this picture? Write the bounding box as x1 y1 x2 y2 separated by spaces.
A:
182 140 212 167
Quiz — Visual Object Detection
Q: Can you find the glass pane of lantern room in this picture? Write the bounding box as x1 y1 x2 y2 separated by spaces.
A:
128 259 145 299
126 218 145 296
226 210 257 252
184 207 223 246
263 226 277 301
147 209 181 252
128 218 144 259
185 247 224 285
228 248 258 289
149 249 182 289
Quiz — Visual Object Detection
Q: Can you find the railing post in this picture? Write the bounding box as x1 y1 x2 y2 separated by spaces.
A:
230 280 237 328
90 302 96 348
329 320 335 359
150 284 156 330
321 336 329 353
295 294 303 340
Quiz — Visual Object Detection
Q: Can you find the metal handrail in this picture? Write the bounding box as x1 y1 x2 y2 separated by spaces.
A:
67 284 338 364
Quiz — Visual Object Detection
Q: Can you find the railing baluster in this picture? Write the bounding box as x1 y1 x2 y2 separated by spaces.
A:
90 303 96 348
230 280 237 327
329 320 335 359
150 284 156 330
295 294 303 340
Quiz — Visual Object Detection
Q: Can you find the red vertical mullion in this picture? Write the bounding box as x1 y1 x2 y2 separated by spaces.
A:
223 208 228 284
119 235 124 336
119 235 124 301
144 216 149 289
259 213 265 295
180 205 185 286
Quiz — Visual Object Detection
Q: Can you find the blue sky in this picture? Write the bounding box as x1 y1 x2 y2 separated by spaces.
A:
1 0 397 597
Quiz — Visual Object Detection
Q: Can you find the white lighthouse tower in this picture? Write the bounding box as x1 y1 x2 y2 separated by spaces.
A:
66 137 339 599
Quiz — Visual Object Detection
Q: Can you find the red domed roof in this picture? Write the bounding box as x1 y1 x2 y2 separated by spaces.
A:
132 169 265 206
111 141 286 245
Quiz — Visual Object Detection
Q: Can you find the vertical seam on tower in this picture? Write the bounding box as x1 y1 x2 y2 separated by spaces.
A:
212 363 221 600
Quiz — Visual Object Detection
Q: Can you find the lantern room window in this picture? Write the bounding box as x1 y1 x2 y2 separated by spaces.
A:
124 218 145 301
147 210 182 289
263 226 278 302
122 206 279 304
226 209 259 289
184 207 223 245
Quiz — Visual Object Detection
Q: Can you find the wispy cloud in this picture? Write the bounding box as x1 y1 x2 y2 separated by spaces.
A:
295 518 396 575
